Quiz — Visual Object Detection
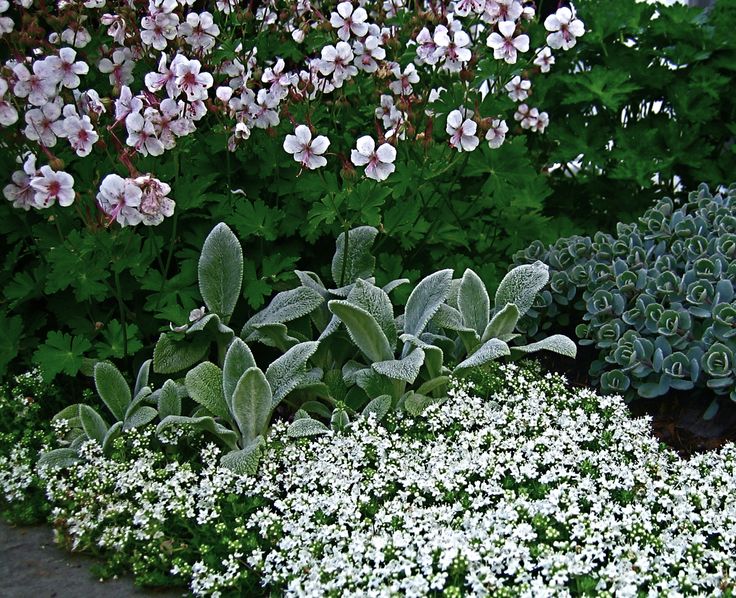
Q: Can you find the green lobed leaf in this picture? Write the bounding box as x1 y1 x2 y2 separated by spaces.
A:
458 268 491 337
231 367 272 444
328 300 393 362
94 361 131 422
198 223 243 321
33 331 92 382
184 362 231 421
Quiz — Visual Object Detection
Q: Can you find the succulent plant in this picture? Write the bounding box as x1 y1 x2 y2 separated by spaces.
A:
513 182 736 418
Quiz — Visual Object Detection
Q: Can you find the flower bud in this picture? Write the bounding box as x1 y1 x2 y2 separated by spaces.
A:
49 157 65 170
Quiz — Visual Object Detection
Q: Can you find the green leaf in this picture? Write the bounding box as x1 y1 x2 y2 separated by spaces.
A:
494 262 549 317
404 392 443 417
102 422 123 454
458 268 490 337
96 320 144 360
94 361 132 422
482 303 521 342
33 331 92 382
242 286 325 337
231 367 272 444
286 418 330 438
158 379 182 419
455 339 511 372
185 362 231 421
0 313 22 377
152 332 210 374
134 359 152 397
328 300 393 362
220 437 265 475
331 226 378 287
223 338 257 407
404 269 454 338
198 223 243 320
79 405 108 444
265 341 320 406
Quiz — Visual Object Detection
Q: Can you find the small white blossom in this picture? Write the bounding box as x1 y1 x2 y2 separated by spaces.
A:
486 20 529 64
351 135 397 181
544 7 585 51
283 124 330 170
446 109 479 152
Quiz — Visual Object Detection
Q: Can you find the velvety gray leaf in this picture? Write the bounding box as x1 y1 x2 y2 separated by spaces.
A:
458 268 490 336
404 269 453 338
231 367 272 444
372 348 425 383
123 406 157 431
220 437 265 475
287 418 330 438
37 448 80 469
198 223 243 320
347 279 397 348
157 379 181 419
79 404 108 443
482 303 521 342
361 394 392 421
94 361 130 422
156 415 239 450
494 261 549 317
223 338 257 408
512 334 577 358
454 339 511 372
331 226 378 287
184 362 231 421
133 359 151 397
152 332 210 374
242 286 324 337
265 341 320 406
328 300 393 362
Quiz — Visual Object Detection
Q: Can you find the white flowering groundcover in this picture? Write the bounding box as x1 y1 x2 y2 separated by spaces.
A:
16 363 733 597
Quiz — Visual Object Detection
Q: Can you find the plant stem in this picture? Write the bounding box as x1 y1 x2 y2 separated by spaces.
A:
113 269 128 358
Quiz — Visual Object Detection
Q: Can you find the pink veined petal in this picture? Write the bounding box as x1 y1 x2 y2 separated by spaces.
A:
310 135 330 155
356 135 375 156
294 124 312 145
486 32 504 49
283 134 302 154
321 45 338 61
375 143 396 163
337 2 353 19
557 7 572 24
544 14 561 31
351 149 370 166
353 7 368 22
373 161 395 181
454 31 470 47
514 34 530 53
329 13 344 28
498 20 516 38
447 110 463 130
569 20 585 37
462 134 479 152
307 154 327 169
351 22 369 37
463 120 478 136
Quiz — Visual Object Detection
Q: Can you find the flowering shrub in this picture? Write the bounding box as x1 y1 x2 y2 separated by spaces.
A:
22 363 736 595
0 0 589 381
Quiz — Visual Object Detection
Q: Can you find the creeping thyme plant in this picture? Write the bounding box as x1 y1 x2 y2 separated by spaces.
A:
0 0 589 381
21 363 735 596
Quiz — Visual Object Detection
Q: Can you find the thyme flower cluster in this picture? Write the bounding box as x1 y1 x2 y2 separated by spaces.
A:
28 364 736 596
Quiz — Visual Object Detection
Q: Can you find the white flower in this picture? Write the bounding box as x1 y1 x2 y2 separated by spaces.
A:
434 28 472 73
97 174 143 227
12 61 56 106
262 59 296 100
60 26 92 48
533 46 555 73
24 100 66 147
126 112 165 157
3 154 38 210
414 27 440 66
544 7 585 51
486 20 529 64
353 36 385 73
64 114 99 157
179 11 220 52
30 165 75 208
446 109 478 152
330 2 369 41
485 118 508 149
42 48 89 89
0 78 17 125
145 53 185 99
141 12 179 50
351 135 396 181
135 174 175 226
101 13 126 44
283 125 330 170
115 85 143 122
505 75 530 101
318 42 357 87
174 58 213 101
389 63 419 96
98 47 135 86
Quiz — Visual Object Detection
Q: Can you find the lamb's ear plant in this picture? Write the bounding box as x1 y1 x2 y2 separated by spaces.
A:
430 261 578 373
152 223 244 374
156 338 322 473
38 360 160 468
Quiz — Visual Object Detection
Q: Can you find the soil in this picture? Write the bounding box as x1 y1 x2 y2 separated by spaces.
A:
0 521 185 598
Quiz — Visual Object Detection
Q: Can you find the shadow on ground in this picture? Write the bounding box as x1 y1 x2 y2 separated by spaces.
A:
0 521 185 597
